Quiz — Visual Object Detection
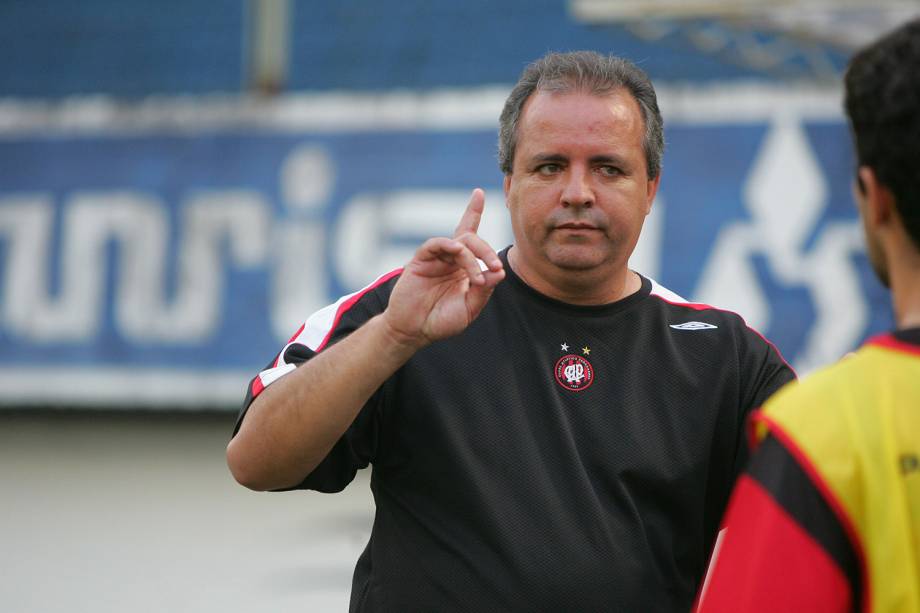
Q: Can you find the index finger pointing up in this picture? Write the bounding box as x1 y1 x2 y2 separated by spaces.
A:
453 188 485 237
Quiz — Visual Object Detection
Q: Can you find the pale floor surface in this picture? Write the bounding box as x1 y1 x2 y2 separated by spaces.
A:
0 411 375 613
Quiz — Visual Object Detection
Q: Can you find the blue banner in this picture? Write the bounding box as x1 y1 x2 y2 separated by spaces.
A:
0 94 891 406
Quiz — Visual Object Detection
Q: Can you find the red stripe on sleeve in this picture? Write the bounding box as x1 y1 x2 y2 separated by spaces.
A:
696 475 852 613
286 323 306 346
752 412 870 611
250 375 265 399
315 268 402 352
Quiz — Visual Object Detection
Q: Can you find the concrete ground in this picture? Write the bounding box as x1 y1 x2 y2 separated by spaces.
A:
0 411 375 613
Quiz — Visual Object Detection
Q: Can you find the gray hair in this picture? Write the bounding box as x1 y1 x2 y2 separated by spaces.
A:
498 51 664 180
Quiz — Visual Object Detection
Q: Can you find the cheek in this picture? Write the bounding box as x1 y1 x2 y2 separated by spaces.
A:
612 185 652 221
505 191 527 236
508 184 537 221
508 179 563 234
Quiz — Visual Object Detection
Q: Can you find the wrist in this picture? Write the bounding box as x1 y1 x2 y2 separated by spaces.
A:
372 313 430 357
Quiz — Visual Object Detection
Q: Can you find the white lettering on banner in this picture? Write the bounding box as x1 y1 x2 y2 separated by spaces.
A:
116 190 270 342
694 116 866 373
270 145 332 339
281 145 334 211
0 193 98 341
0 190 270 343
271 222 327 339
332 189 511 292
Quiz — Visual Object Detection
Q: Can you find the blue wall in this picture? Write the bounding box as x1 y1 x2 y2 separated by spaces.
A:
0 0 849 97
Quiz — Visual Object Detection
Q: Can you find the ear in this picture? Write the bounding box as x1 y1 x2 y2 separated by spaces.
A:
858 166 895 230
644 174 661 215
503 174 511 206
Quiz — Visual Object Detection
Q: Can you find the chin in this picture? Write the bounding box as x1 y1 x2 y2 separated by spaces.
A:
545 245 609 271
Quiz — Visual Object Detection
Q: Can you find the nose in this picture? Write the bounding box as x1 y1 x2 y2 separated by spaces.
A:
560 165 594 208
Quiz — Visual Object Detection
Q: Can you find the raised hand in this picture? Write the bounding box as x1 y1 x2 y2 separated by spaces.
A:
383 188 505 349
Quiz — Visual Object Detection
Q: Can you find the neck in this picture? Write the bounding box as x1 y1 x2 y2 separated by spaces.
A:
884 235 920 330
892 277 920 330
508 246 639 305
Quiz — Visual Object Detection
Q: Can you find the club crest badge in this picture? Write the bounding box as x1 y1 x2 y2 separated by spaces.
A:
554 354 594 392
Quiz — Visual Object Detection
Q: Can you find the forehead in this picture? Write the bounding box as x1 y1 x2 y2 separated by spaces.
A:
515 88 645 156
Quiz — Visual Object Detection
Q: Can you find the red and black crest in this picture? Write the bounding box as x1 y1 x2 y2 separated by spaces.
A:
554 354 594 391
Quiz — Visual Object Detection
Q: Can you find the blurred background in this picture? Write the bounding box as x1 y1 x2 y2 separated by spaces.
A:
1 0 917 610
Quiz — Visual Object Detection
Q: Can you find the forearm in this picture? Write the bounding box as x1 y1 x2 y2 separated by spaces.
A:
228 193 504 491
227 313 419 491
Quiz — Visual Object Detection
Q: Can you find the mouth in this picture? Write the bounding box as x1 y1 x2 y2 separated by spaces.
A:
556 222 599 231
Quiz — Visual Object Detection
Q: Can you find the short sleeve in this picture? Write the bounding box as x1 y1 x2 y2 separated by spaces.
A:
733 326 796 474
231 269 401 492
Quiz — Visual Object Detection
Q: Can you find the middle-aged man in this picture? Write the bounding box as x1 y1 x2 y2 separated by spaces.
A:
228 51 795 611
697 18 920 613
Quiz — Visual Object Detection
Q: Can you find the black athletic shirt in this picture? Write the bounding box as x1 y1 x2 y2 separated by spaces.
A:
235 248 795 612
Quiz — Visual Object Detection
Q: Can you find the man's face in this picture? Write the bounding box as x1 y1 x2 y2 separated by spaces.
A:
503 88 659 277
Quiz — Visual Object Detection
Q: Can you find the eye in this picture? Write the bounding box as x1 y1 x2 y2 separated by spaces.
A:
536 163 562 176
597 165 622 177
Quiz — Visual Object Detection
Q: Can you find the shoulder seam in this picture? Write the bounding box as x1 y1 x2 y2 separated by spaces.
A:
648 284 795 376
301 268 402 352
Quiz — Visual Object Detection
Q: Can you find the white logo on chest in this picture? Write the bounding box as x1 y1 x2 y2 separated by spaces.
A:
670 321 718 330
564 362 585 384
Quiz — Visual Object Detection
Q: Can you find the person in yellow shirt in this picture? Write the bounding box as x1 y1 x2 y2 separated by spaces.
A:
697 17 920 613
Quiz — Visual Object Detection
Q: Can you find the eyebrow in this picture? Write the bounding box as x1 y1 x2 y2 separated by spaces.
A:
531 153 567 164
531 153 630 167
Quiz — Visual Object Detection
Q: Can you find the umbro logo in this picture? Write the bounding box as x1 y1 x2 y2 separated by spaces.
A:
670 321 718 330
